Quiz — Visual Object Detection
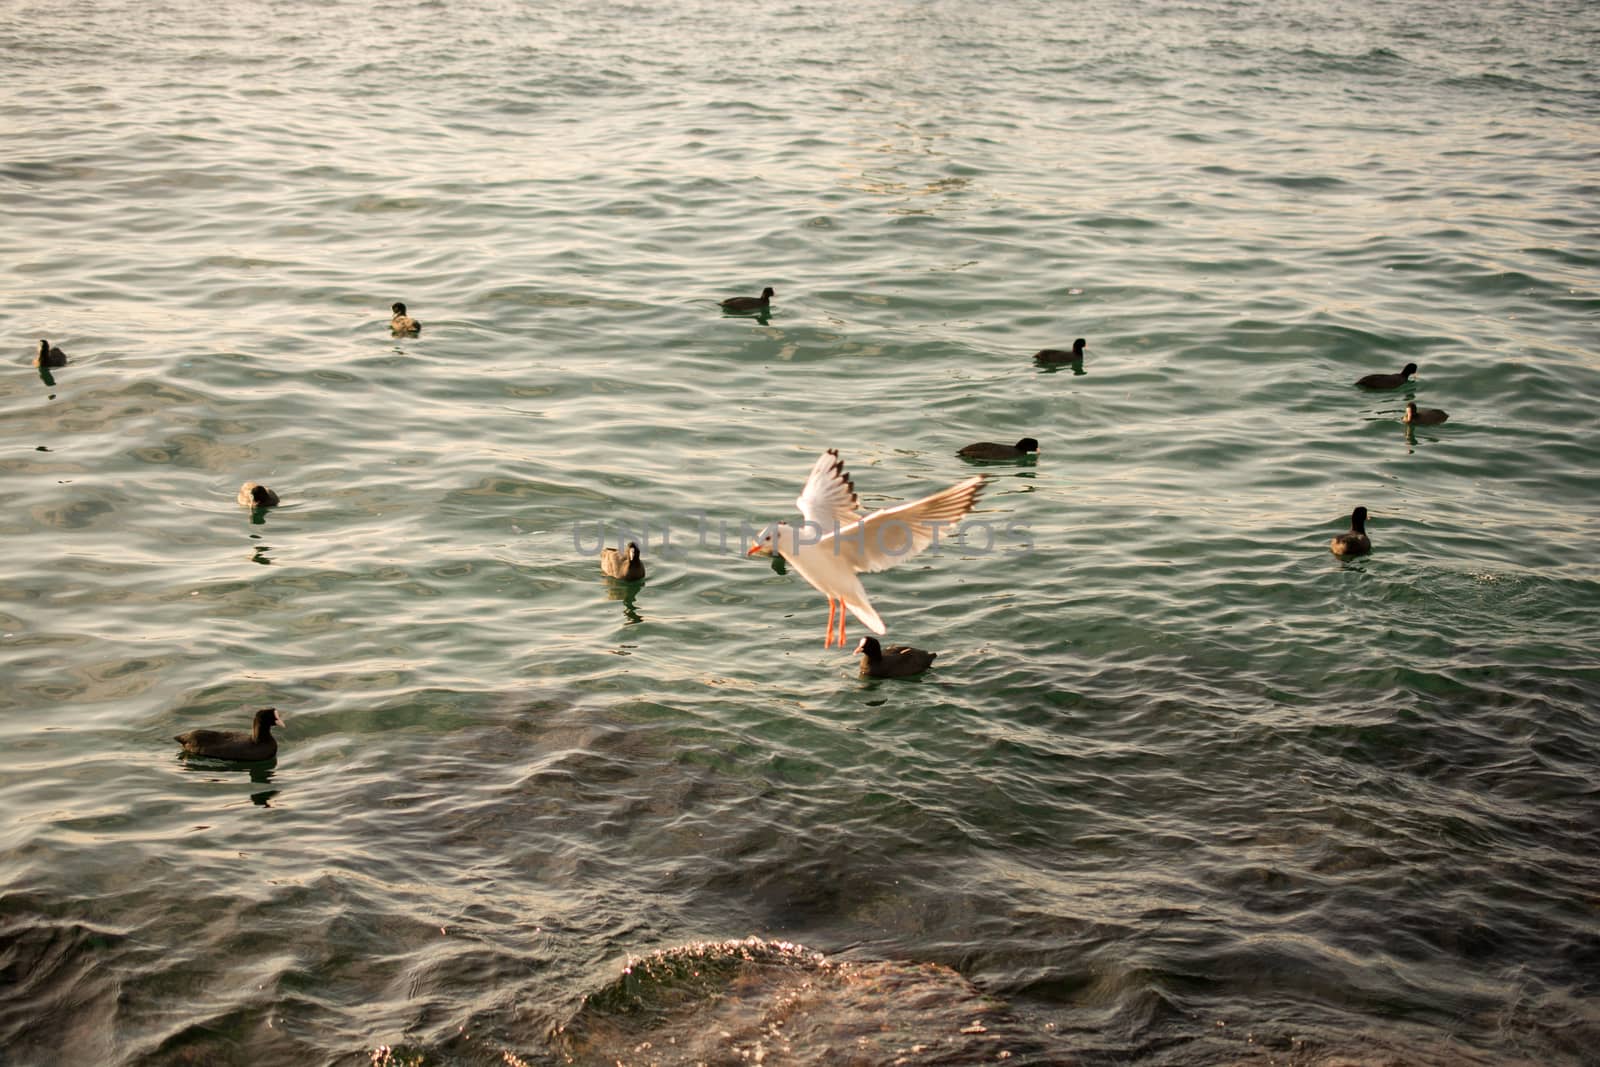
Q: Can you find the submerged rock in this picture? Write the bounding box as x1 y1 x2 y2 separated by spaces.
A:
551 936 1056 1066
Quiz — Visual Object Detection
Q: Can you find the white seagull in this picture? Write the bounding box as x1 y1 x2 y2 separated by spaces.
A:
748 449 985 647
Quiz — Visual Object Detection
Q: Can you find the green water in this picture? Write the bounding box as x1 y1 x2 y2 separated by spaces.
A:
2 0 1598 1064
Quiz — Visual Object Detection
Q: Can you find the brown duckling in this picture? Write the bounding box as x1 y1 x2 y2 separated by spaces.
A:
175 707 284 761
600 541 646 581
34 339 67 367
1403 402 1448 425
390 302 421 334
238 482 280 507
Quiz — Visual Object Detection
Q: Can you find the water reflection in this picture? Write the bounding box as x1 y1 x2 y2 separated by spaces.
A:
250 534 272 566
1036 359 1086 376
605 580 643 623
957 453 1039 467
177 755 278 772
1404 423 1450 450
249 764 279 806
247 506 271 526
37 366 56 388
176 755 280 804
1403 424 1433 452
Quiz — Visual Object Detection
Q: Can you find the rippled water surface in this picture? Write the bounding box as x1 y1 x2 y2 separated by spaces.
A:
3 0 1599 1064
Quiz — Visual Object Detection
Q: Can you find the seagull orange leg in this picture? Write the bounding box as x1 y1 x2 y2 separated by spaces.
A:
825 598 838 647
837 605 846 648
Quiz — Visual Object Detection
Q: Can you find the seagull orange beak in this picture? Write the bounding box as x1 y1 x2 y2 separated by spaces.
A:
747 543 767 556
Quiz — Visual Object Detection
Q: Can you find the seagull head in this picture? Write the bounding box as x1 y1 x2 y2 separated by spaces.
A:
746 521 788 557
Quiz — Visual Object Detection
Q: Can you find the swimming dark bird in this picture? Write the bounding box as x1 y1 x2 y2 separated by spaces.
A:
1355 363 1417 389
1403 402 1449 425
237 482 280 507
958 437 1039 460
720 287 775 313
34 340 67 367
391 302 421 334
854 636 937 678
175 707 284 761
1329 506 1372 557
600 541 646 581
1034 338 1087 364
